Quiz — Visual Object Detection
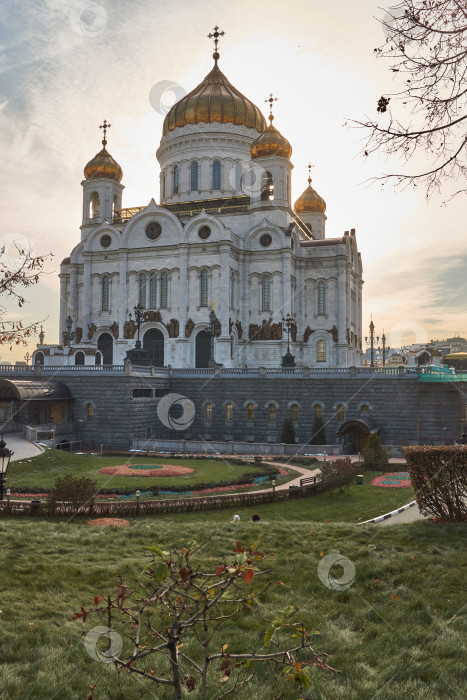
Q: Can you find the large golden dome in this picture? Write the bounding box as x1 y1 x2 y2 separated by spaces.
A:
294 177 326 214
84 146 123 182
250 115 292 159
162 61 267 135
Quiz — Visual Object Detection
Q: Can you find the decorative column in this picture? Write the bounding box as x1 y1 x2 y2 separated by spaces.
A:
82 253 92 340
117 251 128 351
336 258 347 366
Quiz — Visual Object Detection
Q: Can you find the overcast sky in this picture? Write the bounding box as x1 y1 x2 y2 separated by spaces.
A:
1 0 465 362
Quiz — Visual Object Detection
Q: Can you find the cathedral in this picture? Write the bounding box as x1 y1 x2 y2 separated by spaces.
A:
33 30 363 370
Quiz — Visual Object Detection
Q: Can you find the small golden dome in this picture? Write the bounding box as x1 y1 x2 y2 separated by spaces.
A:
250 117 292 159
163 61 267 135
84 146 123 182
294 178 326 214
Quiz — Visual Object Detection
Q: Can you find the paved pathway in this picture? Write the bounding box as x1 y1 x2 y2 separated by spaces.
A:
5 435 43 461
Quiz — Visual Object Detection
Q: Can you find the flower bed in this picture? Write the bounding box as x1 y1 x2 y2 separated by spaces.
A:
371 472 412 488
98 464 194 478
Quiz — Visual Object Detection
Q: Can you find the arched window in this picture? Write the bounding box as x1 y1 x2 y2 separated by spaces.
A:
86 403 93 422
150 274 157 308
213 160 221 190
101 275 110 311
268 404 276 422
314 404 322 419
34 352 44 366
200 270 209 307
160 273 168 308
74 351 85 366
317 282 326 315
161 171 166 199
290 404 299 422
225 403 233 422
191 161 199 191
205 403 213 422
173 165 179 195
337 405 345 423
317 340 326 362
247 403 255 422
261 276 271 312
261 171 274 201
112 195 118 218
360 404 369 413
146 427 152 439
90 192 100 218
95 352 102 366
139 274 147 307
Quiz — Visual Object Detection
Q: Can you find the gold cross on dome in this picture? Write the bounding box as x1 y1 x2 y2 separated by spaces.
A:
210 301 215 311
265 93 278 122
99 119 111 147
208 25 225 60
307 162 315 184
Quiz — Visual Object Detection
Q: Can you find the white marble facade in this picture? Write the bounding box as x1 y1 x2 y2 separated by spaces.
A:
35 59 363 369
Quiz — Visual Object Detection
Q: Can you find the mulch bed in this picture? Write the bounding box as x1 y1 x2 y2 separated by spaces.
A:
86 518 130 527
371 472 412 488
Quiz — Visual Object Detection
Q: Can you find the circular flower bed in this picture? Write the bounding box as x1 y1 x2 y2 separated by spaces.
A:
371 472 412 488
98 464 194 478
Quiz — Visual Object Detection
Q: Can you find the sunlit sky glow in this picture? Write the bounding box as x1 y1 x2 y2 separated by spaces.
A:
1 0 465 362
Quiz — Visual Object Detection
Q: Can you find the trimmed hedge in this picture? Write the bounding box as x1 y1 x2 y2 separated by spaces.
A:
404 446 467 521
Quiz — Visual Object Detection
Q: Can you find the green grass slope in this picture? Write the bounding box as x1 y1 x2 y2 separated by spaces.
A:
0 515 465 699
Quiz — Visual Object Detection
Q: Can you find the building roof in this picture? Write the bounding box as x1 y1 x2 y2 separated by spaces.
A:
0 379 73 402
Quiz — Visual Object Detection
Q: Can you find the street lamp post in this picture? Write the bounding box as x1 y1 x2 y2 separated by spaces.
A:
0 434 14 501
125 303 151 366
365 319 379 368
378 332 390 367
281 313 295 367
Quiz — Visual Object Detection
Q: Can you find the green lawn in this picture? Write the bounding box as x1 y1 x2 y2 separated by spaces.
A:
8 449 271 491
0 516 465 699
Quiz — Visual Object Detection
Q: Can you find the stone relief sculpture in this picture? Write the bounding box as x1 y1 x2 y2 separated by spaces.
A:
185 318 195 337
87 323 96 340
249 318 283 340
75 326 83 344
124 319 136 339
143 310 162 323
303 327 314 343
167 318 179 338
328 325 338 342
110 321 119 339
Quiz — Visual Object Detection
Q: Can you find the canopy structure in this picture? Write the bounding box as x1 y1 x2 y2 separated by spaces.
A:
0 379 73 402
336 417 380 437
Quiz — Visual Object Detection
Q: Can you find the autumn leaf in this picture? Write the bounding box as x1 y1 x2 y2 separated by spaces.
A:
319 552 324 557
375 579 381 583
93 596 102 607
243 569 254 585
215 565 226 576
179 566 190 580
392 594 399 600
221 643 229 653
233 541 244 553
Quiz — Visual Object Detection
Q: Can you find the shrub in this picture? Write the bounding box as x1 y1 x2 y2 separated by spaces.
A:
404 446 467 521
48 474 97 513
319 458 359 494
254 455 263 464
310 415 326 445
72 540 336 697
362 433 389 470
281 417 296 444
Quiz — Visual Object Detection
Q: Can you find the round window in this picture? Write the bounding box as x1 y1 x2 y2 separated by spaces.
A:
146 222 162 240
260 234 272 248
198 225 211 240
100 234 111 248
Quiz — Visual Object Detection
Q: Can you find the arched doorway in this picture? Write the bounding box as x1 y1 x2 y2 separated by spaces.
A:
97 333 113 365
337 418 380 454
143 328 165 367
195 330 211 368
